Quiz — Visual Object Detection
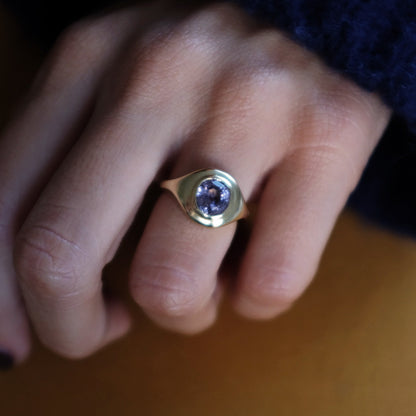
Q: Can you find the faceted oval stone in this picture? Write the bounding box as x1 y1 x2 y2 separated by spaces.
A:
195 179 231 216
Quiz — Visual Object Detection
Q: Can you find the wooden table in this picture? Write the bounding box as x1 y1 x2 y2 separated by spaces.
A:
1 6 416 415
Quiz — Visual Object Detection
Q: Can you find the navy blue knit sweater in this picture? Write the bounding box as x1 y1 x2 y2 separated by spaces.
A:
231 0 416 238
3 0 416 236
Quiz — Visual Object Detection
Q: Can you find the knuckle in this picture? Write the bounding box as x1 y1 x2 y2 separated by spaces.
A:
243 266 306 307
316 94 359 133
34 17 108 92
300 81 372 141
104 4 251 117
219 63 292 115
187 3 241 24
178 3 245 46
294 110 364 190
131 19 213 76
292 75 390 189
247 30 336 94
55 17 108 58
131 263 203 317
233 64 282 92
106 24 180 112
15 224 87 299
116 4 245 107
299 141 357 178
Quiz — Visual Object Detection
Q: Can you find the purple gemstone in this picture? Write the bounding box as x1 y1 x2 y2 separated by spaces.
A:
196 179 231 216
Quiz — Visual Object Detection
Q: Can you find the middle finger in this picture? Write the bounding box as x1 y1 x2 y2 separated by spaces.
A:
13 28 218 357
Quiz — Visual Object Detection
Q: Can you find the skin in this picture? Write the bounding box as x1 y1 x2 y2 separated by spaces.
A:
0 1 391 362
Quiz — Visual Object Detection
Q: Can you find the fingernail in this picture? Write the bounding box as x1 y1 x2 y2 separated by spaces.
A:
0 350 14 371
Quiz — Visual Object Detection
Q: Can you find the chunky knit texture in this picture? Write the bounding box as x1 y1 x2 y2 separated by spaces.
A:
230 0 416 237
232 0 416 134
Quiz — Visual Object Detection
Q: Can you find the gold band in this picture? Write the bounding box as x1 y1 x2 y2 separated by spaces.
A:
161 168 249 228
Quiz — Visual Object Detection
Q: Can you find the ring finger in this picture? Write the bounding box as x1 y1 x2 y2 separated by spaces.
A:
129 70 293 333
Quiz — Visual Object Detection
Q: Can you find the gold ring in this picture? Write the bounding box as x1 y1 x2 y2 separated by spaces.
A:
160 168 249 228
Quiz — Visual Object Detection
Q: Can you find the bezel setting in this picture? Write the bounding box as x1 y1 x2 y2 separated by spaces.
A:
161 168 248 228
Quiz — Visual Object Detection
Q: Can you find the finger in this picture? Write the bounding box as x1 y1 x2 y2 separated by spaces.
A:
0 10 143 363
13 101 176 358
233 94 391 319
145 280 226 334
129 67 293 333
13 19 233 357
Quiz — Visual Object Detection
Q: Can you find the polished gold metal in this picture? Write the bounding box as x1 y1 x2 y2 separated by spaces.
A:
161 168 249 228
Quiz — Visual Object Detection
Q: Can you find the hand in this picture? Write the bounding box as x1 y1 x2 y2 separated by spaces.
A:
0 1 391 362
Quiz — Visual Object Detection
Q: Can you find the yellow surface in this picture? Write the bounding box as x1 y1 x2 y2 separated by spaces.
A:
1 6 416 416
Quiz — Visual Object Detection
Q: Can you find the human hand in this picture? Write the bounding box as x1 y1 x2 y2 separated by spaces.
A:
0 1 391 363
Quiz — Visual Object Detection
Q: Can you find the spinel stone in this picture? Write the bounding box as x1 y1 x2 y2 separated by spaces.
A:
196 179 231 216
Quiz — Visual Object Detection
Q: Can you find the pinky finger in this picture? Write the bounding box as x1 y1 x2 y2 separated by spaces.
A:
233 110 390 319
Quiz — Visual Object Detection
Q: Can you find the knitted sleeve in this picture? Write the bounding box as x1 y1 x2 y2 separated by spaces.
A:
228 0 416 237
231 0 416 134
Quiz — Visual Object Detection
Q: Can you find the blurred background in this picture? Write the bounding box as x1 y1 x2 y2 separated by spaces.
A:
1 4 416 415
